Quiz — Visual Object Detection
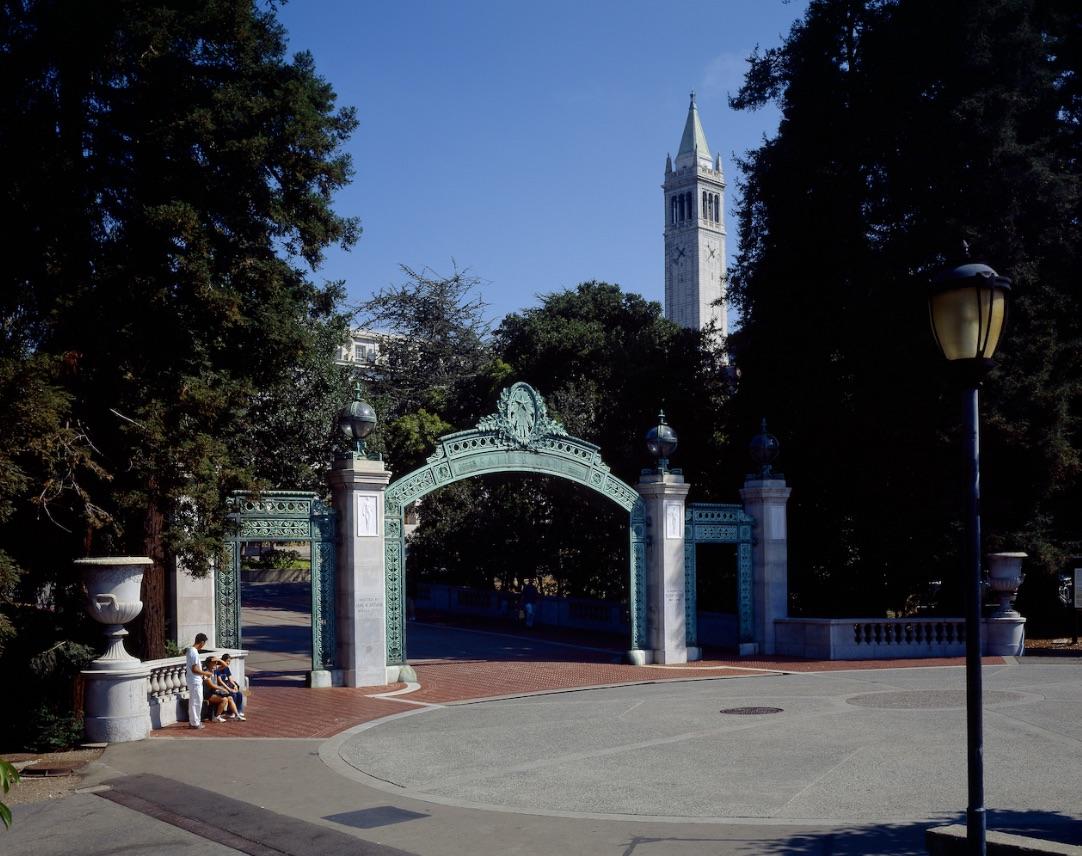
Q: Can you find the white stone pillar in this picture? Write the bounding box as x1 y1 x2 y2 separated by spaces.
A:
740 478 792 656
636 471 690 665
328 457 392 687
169 556 216 648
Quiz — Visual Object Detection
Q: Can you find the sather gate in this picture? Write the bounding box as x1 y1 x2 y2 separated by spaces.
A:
381 382 647 665
216 492 336 672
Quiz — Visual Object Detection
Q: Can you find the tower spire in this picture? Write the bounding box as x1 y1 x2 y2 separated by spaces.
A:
675 91 711 169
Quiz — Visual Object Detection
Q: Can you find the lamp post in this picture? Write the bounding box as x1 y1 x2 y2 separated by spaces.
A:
928 243 1011 855
645 410 678 474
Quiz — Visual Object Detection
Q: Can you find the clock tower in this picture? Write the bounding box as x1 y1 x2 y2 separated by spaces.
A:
663 93 726 335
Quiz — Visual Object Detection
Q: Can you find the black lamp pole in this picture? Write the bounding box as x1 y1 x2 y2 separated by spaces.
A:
928 244 1010 856
962 382 985 854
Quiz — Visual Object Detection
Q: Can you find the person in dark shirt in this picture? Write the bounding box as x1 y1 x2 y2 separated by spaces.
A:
214 653 246 720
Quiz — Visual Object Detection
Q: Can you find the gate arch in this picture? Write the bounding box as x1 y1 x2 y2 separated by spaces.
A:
383 382 646 664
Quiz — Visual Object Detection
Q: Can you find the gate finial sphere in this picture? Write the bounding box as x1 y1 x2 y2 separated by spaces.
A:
645 410 678 472
749 417 780 478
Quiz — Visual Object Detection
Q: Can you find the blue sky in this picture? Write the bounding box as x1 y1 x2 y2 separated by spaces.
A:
276 1 807 327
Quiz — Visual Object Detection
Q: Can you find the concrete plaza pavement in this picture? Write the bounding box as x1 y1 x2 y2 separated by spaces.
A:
6 586 1082 855
6 633 1082 855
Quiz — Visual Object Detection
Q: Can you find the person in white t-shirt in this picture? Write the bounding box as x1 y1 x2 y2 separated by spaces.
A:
185 633 211 729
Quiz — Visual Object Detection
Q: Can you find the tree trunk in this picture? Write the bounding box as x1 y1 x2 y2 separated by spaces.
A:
138 499 167 660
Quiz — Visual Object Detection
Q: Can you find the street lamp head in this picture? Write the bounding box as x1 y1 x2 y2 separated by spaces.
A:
337 380 377 457
928 249 1011 372
645 410 678 473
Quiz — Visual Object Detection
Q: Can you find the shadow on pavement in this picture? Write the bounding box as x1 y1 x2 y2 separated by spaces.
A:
242 580 311 611
407 611 627 664
247 668 309 686
241 622 311 655
645 809 1082 855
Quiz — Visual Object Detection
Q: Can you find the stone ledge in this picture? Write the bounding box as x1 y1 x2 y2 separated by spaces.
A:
926 824 1082 855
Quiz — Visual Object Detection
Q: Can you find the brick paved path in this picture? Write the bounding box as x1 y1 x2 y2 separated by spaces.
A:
154 639 1002 740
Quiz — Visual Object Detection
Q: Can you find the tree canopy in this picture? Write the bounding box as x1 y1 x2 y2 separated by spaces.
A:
0 0 357 683
727 0 1082 617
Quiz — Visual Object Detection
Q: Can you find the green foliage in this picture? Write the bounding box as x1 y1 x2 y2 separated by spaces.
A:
356 265 492 425
0 759 19 830
727 0 1082 615
384 410 453 475
408 475 629 599
24 708 85 754
245 546 307 571
0 0 357 662
0 638 95 752
399 281 733 599
495 282 731 490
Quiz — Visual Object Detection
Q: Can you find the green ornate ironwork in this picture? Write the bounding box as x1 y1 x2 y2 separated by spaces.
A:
384 382 647 664
218 491 336 670
684 503 755 646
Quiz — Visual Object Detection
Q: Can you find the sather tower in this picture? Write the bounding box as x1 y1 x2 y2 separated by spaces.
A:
663 93 726 334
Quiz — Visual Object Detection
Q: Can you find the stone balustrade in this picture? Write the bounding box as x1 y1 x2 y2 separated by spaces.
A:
145 649 247 729
775 617 968 660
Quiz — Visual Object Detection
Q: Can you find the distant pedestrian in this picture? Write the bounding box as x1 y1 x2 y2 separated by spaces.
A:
521 578 539 629
185 633 211 729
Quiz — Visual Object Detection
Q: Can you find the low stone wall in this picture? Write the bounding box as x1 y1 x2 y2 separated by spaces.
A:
775 617 968 659
145 648 248 729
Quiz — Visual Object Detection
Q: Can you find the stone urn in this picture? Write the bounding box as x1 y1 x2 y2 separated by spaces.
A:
984 552 1027 656
77 557 149 669
76 557 152 742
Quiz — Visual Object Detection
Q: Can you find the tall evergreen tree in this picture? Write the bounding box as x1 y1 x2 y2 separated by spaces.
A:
0 0 357 660
729 0 1082 616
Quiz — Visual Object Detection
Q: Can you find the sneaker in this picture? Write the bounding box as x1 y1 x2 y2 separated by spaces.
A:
212 715 226 722
236 713 246 721
189 724 205 730
226 714 237 720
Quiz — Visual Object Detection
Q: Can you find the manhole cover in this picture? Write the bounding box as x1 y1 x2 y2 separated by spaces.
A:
845 690 1026 710
719 706 783 715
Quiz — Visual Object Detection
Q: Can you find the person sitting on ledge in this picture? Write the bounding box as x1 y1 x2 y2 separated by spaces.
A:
202 657 242 722
214 653 246 720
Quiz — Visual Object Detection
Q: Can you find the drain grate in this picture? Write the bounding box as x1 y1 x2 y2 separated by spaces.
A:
719 706 783 715
20 763 83 778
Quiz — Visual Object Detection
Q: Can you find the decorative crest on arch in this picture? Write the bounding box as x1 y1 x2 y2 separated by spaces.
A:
476 382 568 450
